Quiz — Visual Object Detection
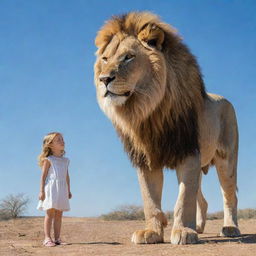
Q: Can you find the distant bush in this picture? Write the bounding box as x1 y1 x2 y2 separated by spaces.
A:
101 206 175 221
101 205 256 221
0 209 11 220
207 208 256 220
100 205 145 221
207 211 224 220
238 208 256 219
0 193 30 220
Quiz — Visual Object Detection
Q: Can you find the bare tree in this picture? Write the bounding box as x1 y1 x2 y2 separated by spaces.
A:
0 193 30 219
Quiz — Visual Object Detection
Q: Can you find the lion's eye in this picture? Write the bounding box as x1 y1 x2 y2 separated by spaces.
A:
102 57 108 63
124 54 135 63
147 39 157 48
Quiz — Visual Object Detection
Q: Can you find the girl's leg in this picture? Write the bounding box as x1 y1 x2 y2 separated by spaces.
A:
54 210 63 240
44 208 55 240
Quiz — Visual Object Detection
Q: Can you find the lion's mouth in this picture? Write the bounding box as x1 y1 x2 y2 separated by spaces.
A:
104 90 131 98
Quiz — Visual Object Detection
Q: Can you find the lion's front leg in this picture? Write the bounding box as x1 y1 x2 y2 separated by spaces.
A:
171 154 201 245
131 168 167 244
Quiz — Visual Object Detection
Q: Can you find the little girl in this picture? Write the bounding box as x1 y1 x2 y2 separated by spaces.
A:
37 132 72 247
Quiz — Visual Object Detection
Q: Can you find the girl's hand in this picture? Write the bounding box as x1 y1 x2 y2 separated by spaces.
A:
39 191 45 201
68 191 72 199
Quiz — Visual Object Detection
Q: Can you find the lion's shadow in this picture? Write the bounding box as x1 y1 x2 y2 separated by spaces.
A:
61 234 256 246
200 234 256 244
68 241 122 245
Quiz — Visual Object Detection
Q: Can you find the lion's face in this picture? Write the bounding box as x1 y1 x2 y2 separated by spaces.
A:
94 31 167 122
95 35 149 107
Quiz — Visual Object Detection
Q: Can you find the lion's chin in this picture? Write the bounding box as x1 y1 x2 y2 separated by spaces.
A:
101 89 132 107
103 93 128 106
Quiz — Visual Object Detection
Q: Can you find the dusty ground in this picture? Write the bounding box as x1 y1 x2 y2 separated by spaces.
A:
0 217 255 256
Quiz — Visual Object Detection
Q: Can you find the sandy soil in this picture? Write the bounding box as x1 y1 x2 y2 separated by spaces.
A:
0 217 255 256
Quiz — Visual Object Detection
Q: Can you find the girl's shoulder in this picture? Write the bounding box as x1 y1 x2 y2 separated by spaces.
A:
59 156 69 161
63 157 70 165
41 157 51 167
60 156 70 167
45 156 53 162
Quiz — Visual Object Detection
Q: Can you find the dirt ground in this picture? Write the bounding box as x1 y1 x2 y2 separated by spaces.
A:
0 217 255 256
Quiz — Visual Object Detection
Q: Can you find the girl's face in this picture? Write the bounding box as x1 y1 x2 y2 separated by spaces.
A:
50 134 65 152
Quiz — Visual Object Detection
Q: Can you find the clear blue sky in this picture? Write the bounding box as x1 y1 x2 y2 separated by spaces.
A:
0 0 255 217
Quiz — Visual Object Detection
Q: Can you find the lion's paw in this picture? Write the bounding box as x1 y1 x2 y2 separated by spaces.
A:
220 226 241 237
171 227 199 245
131 230 163 244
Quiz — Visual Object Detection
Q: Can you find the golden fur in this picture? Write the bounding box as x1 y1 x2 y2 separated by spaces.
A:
94 12 206 170
94 12 240 244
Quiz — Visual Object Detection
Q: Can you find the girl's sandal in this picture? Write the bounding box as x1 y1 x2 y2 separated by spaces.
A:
55 238 68 245
43 238 56 247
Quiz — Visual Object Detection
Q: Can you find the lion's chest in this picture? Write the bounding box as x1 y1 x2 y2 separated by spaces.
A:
115 112 200 171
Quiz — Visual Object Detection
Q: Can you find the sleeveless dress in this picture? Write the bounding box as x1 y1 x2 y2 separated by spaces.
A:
37 155 70 211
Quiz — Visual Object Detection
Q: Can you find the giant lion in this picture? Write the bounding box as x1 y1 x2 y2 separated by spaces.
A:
94 12 240 244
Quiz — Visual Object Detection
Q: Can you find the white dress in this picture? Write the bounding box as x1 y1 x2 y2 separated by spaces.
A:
37 155 70 211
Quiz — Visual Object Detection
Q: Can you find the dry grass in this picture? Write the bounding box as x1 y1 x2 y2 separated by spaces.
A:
100 205 144 220
100 205 256 221
238 208 256 219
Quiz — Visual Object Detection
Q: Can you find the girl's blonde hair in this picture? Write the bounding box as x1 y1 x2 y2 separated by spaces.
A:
38 132 65 167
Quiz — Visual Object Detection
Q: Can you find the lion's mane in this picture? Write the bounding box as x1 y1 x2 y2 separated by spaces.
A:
95 12 207 170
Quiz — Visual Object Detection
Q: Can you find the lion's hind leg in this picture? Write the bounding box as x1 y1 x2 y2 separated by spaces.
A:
214 152 241 237
214 100 240 237
196 171 208 234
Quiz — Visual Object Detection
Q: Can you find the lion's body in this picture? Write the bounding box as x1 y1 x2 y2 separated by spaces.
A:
199 93 238 170
94 12 240 244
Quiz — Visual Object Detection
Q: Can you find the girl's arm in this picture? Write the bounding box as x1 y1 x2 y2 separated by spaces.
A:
38 159 50 200
66 170 72 199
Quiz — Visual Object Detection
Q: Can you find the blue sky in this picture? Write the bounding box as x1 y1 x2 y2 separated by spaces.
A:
0 0 255 217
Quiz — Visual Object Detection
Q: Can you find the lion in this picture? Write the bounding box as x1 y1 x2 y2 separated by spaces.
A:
94 12 241 244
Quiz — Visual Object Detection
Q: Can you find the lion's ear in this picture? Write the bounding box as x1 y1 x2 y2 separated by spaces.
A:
138 23 165 50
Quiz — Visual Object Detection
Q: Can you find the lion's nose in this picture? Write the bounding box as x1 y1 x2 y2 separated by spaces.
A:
99 75 116 86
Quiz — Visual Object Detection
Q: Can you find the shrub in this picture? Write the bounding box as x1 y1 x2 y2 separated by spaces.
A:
238 208 256 219
0 209 11 220
100 205 256 221
206 209 256 220
0 193 30 220
100 205 145 220
101 205 175 221
207 211 224 220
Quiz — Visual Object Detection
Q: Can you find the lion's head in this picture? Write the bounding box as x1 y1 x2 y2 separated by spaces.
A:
94 12 207 170
94 13 175 121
